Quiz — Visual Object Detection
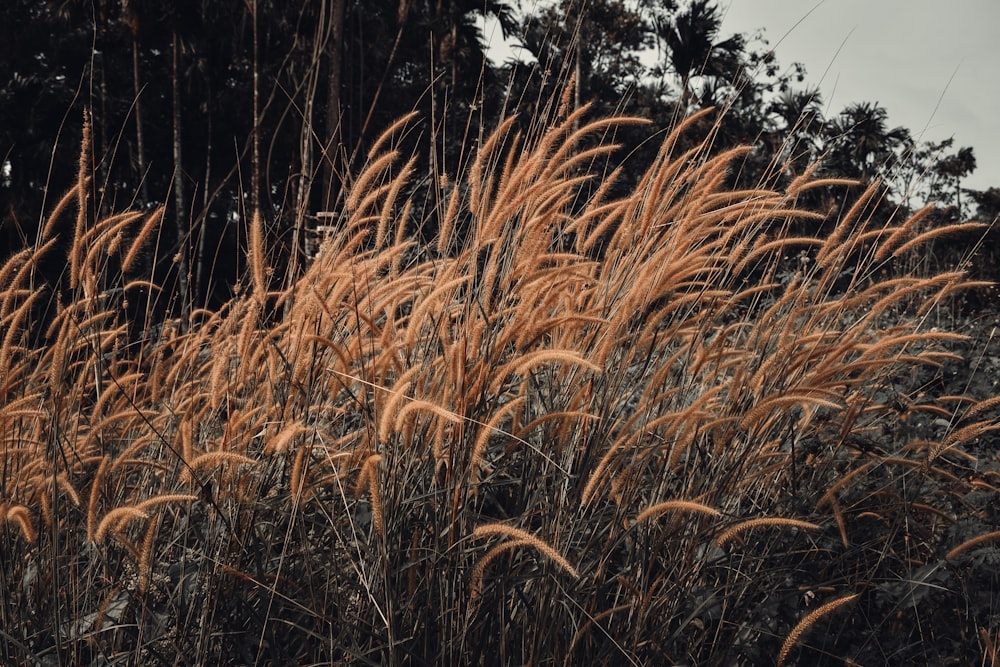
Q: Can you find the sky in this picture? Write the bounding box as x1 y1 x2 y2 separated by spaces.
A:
717 0 1000 192
482 1 1000 192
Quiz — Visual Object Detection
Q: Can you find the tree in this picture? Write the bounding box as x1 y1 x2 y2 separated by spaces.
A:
968 186 1000 223
824 102 910 182
2 0 991 315
520 0 650 118
0 1 93 248
767 87 824 170
933 144 976 217
651 0 743 111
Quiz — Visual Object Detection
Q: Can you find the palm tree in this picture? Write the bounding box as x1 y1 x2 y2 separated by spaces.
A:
770 88 823 136
652 0 743 110
768 87 824 175
521 0 649 118
825 101 910 182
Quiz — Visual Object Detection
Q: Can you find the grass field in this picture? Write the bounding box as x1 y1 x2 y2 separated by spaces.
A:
2 101 999 665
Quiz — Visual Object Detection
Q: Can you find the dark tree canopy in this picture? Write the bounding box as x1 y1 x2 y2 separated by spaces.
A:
0 0 992 308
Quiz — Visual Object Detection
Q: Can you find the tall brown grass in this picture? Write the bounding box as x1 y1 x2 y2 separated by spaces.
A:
1 99 997 664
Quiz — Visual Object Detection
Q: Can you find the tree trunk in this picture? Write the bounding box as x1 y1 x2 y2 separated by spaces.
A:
132 39 149 205
194 67 212 305
251 0 261 217
574 45 581 129
285 1 325 299
172 30 190 318
322 0 346 212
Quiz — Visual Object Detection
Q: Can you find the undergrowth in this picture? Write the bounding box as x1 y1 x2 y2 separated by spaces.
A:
2 100 1000 665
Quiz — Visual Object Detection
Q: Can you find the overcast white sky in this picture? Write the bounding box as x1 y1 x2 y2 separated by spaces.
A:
483 1 999 192
718 0 1000 191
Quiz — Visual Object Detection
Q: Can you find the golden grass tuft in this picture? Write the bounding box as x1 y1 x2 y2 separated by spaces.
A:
94 506 150 543
472 522 579 580
0 98 994 663
947 530 1000 561
635 499 721 524
715 517 821 548
2 503 36 543
777 593 860 667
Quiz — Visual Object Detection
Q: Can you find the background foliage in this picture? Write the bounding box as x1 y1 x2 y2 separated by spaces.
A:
3 0 997 309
